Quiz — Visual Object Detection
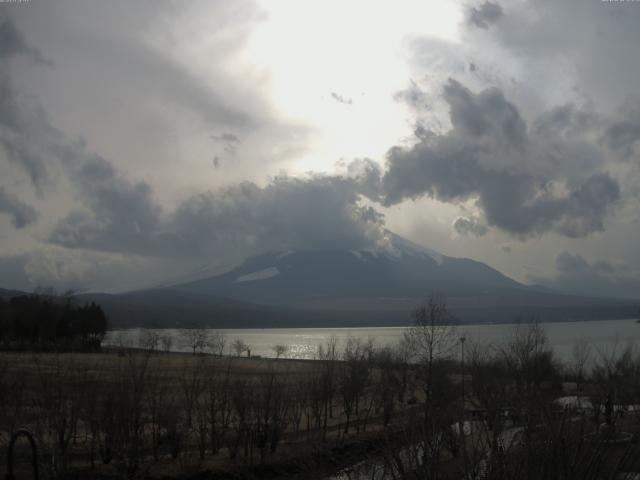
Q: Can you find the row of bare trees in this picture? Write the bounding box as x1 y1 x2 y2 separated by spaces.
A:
134 329 228 356
364 299 640 480
135 329 273 359
3 297 640 479
0 341 419 477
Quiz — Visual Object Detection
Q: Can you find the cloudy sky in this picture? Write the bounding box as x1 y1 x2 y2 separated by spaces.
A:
1 0 639 297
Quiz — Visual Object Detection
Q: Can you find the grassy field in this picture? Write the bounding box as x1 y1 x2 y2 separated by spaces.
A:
0 348 409 479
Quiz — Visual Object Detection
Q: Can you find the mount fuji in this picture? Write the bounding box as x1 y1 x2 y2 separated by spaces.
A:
138 233 634 327
28 233 631 328
173 233 525 305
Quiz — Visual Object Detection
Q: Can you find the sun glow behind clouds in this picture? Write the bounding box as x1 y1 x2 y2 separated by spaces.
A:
246 0 462 173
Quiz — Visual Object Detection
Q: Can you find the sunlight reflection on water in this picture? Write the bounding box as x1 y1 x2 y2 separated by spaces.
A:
104 319 639 362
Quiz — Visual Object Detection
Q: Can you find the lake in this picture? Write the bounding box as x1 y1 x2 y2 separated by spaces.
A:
104 318 640 363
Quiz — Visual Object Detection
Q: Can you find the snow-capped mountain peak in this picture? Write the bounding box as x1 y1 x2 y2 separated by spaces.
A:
172 232 522 307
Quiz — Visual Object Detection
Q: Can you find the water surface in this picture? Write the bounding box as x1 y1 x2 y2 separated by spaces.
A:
104 318 640 362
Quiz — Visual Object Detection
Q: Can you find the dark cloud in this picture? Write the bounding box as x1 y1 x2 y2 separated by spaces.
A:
443 78 526 145
47 164 386 259
379 79 621 238
0 39 165 254
168 175 385 257
532 104 600 139
331 92 353 105
602 101 640 162
5 1 312 193
393 81 431 112
467 2 503 29
0 249 187 294
210 133 240 144
552 173 620 238
0 59 54 189
472 0 640 108
0 254 32 291
210 132 240 158
530 251 640 299
555 251 589 275
47 153 385 258
1 1 639 295
49 154 163 255
0 187 37 228
453 216 488 237
556 252 622 277
501 245 512 253
0 16 384 274
0 16 50 64
345 158 383 201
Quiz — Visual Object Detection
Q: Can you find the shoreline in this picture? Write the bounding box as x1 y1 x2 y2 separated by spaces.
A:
105 316 638 332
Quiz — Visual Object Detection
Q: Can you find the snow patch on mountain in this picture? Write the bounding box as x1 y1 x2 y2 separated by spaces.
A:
388 233 444 265
276 251 294 261
383 244 402 259
348 235 444 265
235 267 280 283
350 250 364 260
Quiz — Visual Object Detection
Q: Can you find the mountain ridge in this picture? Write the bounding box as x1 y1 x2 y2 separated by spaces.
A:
2 234 638 327
172 233 531 306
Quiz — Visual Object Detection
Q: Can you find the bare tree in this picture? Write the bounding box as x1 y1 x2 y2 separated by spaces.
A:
407 295 457 416
32 354 81 475
306 369 324 437
272 343 288 359
571 338 592 396
231 338 248 357
180 358 204 430
408 295 457 363
114 330 133 352
181 329 209 355
179 358 207 460
160 333 173 353
208 330 226 356
373 346 399 426
500 320 556 395
228 377 251 460
340 337 372 434
146 365 170 461
399 295 459 478
252 366 291 463
126 352 153 471
288 377 307 438
204 359 234 454
139 329 160 352
393 334 414 404
317 335 339 437
0 358 27 441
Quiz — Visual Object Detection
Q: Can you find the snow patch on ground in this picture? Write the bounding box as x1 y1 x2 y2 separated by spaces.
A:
234 267 280 283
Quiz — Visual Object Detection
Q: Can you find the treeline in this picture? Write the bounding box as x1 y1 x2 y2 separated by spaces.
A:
1 297 640 479
0 291 108 350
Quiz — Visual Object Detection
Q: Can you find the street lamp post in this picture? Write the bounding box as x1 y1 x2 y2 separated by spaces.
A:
460 336 466 410
459 336 468 479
